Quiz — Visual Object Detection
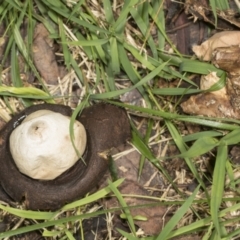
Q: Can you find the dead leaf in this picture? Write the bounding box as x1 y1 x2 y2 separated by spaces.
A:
192 31 240 61
212 45 240 74
32 24 59 85
180 92 238 118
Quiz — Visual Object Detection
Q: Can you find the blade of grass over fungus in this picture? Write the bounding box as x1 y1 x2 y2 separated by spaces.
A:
69 97 89 159
210 142 228 237
0 86 53 102
156 185 200 240
108 180 136 235
61 179 124 210
0 205 55 220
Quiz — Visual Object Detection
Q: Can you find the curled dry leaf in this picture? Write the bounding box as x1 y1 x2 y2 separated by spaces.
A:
192 31 240 61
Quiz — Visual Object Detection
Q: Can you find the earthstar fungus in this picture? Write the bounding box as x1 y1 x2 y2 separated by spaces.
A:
0 103 131 210
10 110 87 180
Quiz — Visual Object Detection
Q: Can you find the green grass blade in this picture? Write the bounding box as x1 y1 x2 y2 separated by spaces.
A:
221 129 240 145
156 185 200 240
110 37 120 74
0 86 53 102
152 0 165 50
0 205 55 220
65 230 75 240
58 18 71 71
149 3 180 55
65 38 109 47
91 61 168 99
118 44 148 101
131 127 174 184
152 87 202 96
182 131 223 143
210 142 228 237
10 42 21 87
165 121 209 198
108 180 136 235
107 100 240 130
61 179 124 210
178 136 219 159
180 59 224 76
103 0 115 23
66 0 84 22
130 7 158 58
113 0 138 33
118 229 138 240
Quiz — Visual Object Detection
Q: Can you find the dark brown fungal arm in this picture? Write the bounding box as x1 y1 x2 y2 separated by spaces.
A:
0 103 131 210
